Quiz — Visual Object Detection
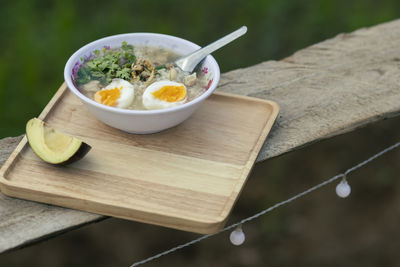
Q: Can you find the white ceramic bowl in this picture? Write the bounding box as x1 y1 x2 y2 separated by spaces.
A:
64 33 220 134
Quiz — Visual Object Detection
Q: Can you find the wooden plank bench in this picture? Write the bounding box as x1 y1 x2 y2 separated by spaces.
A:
1 19 399 253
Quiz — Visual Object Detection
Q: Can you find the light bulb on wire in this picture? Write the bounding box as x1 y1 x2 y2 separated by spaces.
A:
230 225 245 246
336 177 351 198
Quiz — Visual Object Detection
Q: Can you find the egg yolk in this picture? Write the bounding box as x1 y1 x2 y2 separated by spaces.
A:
152 85 186 102
94 87 121 106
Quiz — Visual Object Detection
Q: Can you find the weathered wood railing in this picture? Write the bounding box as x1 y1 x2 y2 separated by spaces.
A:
1 19 400 252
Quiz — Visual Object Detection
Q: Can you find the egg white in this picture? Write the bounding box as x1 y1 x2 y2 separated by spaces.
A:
99 78 135 108
142 80 187 110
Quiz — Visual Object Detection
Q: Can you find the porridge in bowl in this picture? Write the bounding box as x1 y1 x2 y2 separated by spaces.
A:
64 32 220 133
73 42 212 110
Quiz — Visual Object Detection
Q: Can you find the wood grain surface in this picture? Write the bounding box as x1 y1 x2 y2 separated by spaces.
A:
218 19 400 161
1 19 400 252
0 84 279 234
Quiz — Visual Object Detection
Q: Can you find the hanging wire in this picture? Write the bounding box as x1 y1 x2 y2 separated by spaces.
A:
130 141 400 267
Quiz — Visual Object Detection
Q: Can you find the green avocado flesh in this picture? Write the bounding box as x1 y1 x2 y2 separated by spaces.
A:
26 118 91 165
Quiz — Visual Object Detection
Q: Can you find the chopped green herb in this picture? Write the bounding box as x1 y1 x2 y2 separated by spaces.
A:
91 71 105 78
122 41 134 51
115 67 132 80
124 52 136 64
76 67 92 85
155 64 166 70
75 42 136 86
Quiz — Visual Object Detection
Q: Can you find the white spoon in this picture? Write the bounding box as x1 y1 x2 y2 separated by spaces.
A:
174 26 247 73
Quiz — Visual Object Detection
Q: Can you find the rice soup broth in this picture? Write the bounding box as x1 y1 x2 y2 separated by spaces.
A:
78 45 207 110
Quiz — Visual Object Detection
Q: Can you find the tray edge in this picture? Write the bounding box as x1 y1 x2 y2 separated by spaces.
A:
0 84 280 234
217 95 280 220
0 83 69 190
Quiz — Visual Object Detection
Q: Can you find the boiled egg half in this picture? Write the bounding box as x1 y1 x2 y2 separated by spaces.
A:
94 79 134 108
142 80 187 110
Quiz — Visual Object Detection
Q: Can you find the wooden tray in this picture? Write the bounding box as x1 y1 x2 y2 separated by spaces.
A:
0 83 279 234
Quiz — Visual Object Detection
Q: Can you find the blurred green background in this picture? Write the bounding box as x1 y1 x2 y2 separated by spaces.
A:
1 0 400 138
1 1 400 267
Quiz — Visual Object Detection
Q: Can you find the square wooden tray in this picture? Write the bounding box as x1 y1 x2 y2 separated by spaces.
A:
0 83 279 234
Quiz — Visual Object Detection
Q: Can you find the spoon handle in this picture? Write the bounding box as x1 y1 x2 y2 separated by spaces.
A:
174 26 247 72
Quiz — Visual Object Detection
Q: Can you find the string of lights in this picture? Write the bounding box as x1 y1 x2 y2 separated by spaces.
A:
130 141 400 267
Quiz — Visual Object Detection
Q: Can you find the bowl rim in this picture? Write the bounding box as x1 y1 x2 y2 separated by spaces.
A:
64 32 220 115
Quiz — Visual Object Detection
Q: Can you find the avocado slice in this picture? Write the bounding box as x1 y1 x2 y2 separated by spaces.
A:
26 118 91 165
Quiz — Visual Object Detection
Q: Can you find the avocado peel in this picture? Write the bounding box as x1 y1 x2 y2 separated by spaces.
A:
26 118 91 165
